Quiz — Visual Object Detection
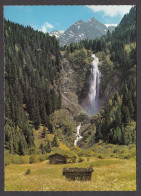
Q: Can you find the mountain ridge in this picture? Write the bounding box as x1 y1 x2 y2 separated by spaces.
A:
50 17 116 46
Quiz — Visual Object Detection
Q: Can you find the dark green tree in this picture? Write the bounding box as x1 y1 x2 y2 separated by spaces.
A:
45 141 51 153
41 126 47 138
51 135 59 147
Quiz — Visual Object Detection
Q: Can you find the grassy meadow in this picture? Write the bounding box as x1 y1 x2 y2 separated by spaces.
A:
5 157 136 191
5 130 136 191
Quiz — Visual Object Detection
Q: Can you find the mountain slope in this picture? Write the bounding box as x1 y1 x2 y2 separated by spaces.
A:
4 20 62 155
50 17 109 46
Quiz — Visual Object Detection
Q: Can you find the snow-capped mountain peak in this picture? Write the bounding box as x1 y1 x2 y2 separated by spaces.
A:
50 18 116 46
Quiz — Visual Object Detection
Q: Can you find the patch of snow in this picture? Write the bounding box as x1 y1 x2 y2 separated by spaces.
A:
105 24 118 28
79 34 85 38
68 34 75 37
69 30 74 34
59 30 64 34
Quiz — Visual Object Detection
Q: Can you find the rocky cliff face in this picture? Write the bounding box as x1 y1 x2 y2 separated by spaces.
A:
60 50 120 118
60 52 82 117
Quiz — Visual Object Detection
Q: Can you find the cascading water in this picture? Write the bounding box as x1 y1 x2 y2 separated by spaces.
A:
74 124 82 146
87 54 101 116
74 55 100 145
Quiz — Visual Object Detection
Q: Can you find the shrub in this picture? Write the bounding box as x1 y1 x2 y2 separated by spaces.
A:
85 150 94 157
78 157 84 163
5 155 12 166
98 140 103 145
29 155 39 164
123 154 130 159
39 154 49 162
21 155 30 164
28 147 36 155
98 154 105 159
87 158 90 162
71 146 81 154
5 151 31 165
5 152 49 165
39 154 46 162
78 149 85 157
25 169 31 175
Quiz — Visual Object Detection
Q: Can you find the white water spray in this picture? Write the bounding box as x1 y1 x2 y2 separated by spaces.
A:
74 54 101 145
74 124 82 146
87 54 101 116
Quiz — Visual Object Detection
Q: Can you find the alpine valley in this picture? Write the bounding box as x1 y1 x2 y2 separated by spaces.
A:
5 6 136 191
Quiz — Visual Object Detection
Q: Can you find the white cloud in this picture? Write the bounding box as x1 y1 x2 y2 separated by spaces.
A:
86 5 133 17
105 24 118 28
41 22 54 33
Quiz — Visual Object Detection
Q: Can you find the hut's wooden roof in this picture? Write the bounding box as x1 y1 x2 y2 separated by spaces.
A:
48 153 66 158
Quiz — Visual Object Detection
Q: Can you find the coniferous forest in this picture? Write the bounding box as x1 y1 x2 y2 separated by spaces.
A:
5 7 136 155
5 20 62 155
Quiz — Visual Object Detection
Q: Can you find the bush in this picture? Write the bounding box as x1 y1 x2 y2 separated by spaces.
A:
5 154 23 165
87 158 90 162
71 146 81 154
28 147 36 155
78 157 85 163
29 155 39 164
5 150 51 165
5 155 12 166
98 154 105 159
78 149 85 157
5 152 31 165
39 154 49 162
85 150 94 157
25 169 31 175
21 155 30 164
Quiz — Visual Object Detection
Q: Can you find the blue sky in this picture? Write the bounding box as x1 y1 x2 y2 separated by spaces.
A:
4 5 133 33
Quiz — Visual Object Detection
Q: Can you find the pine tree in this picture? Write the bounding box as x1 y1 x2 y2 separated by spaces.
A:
45 141 51 153
115 107 122 128
122 106 130 127
51 135 59 147
116 127 122 144
39 143 45 154
41 126 47 138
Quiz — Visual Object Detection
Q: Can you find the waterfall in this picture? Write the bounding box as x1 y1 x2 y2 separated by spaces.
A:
74 124 82 146
87 54 101 116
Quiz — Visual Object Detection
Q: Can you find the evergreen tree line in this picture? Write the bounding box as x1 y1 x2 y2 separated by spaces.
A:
94 82 136 145
4 20 62 154
92 7 136 145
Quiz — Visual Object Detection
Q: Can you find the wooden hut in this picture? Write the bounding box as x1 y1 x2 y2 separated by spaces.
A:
63 167 94 181
49 153 67 164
